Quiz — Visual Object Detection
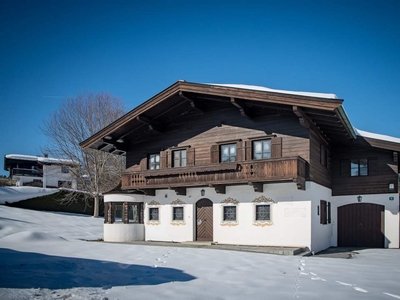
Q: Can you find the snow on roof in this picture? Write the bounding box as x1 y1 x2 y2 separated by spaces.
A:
207 83 339 99
5 154 76 165
354 128 400 144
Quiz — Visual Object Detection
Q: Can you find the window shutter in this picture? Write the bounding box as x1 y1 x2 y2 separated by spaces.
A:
160 151 167 169
340 159 350 177
187 147 195 166
210 144 219 163
368 157 378 176
110 203 115 223
271 137 282 158
122 202 128 224
327 202 331 224
104 202 109 224
140 157 148 171
167 150 172 168
320 200 326 224
236 141 244 162
245 140 252 160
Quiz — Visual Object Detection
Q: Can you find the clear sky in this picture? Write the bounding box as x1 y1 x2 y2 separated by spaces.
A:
1 0 399 176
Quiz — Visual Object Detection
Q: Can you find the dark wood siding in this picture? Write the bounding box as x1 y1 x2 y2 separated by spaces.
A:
125 108 310 171
332 138 398 196
309 130 331 188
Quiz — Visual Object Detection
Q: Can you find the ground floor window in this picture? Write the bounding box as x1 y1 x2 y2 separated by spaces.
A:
128 203 143 223
223 206 237 221
149 207 159 221
173 206 184 221
114 203 123 221
255 204 270 221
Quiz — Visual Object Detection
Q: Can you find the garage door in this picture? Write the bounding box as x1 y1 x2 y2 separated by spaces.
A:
338 203 384 248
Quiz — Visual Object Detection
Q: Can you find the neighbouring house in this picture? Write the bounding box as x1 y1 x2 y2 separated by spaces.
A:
4 154 78 189
80 81 399 253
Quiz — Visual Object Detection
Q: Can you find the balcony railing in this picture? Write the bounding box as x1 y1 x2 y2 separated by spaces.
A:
12 168 43 178
122 156 307 192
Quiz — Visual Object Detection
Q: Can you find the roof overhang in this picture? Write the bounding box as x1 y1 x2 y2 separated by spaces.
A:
80 81 358 152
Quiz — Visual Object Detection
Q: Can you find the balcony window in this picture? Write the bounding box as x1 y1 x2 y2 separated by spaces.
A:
221 144 236 162
253 140 271 160
148 154 160 170
173 149 187 167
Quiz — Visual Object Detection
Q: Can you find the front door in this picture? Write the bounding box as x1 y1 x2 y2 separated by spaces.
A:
196 198 213 241
338 203 384 248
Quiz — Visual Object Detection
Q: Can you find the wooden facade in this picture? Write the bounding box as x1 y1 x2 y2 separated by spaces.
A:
81 81 399 198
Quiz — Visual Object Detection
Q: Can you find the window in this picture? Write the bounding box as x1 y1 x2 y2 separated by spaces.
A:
173 149 187 167
173 207 184 221
221 144 237 162
320 145 329 168
253 140 271 160
58 180 72 188
320 200 331 224
255 205 270 221
223 206 236 221
128 203 143 223
149 207 159 221
351 159 368 176
115 204 123 221
61 166 69 173
148 154 160 170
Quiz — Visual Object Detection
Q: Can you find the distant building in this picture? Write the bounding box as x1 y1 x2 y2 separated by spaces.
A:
81 81 400 253
4 154 77 189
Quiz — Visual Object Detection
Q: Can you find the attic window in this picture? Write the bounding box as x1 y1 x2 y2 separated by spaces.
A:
148 154 160 170
221 144 237 162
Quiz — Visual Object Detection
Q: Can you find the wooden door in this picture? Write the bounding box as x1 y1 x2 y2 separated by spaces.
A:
338 203 384 248
196 198 213 241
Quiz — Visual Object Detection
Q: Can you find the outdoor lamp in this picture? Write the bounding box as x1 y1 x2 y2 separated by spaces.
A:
201 189 205 197
357 195 362 202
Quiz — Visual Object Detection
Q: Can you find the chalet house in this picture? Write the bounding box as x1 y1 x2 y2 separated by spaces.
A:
81 81 400 253
4 154 77 189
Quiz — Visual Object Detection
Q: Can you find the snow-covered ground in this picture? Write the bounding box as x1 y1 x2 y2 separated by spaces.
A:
0 206 399 300
0 186 59 204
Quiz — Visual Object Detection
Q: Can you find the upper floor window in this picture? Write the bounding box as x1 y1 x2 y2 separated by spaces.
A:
253 140 271 160
173 149 187 167
61 166 69 173
148 154 160 170
351 159 368 176
221 144 237 162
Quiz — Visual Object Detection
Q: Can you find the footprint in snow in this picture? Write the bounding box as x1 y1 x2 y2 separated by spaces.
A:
353 287 368 293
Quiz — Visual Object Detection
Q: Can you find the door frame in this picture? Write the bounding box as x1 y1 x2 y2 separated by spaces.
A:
195 198 213 241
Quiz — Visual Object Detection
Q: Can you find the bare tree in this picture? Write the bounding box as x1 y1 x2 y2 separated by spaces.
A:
41 93 125 217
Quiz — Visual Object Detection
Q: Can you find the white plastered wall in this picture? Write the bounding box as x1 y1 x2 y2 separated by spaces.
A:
43 165 77 189
143 183 317 250
331 193 399 249
103 193 145 242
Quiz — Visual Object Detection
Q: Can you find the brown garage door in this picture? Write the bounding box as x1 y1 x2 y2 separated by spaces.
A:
338 203 384 248
196 198 213 241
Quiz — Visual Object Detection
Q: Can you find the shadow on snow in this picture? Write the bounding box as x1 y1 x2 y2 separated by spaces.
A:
0 248 196 289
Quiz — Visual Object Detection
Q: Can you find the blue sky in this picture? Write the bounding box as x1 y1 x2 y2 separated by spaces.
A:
1 0 399 176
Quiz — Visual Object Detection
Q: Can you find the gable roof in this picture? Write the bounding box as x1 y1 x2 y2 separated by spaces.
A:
82 80 394 153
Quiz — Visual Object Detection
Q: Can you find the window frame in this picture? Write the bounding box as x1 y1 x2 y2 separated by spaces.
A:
220 143 237 163
128 203 143 224
253 140 271 160
222 205 237 222
173 149 187 168
255 204 271 221
148 153 160 170
350 158 368 177
172 206 184 221
149 207 159 221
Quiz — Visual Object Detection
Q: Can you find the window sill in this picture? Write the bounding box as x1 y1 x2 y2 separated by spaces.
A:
220 221 238 227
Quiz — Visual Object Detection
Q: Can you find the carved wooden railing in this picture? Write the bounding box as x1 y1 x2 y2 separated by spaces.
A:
122 156 307 191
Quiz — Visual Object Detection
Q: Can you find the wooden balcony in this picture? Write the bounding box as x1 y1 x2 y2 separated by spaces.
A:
121 156 307 195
